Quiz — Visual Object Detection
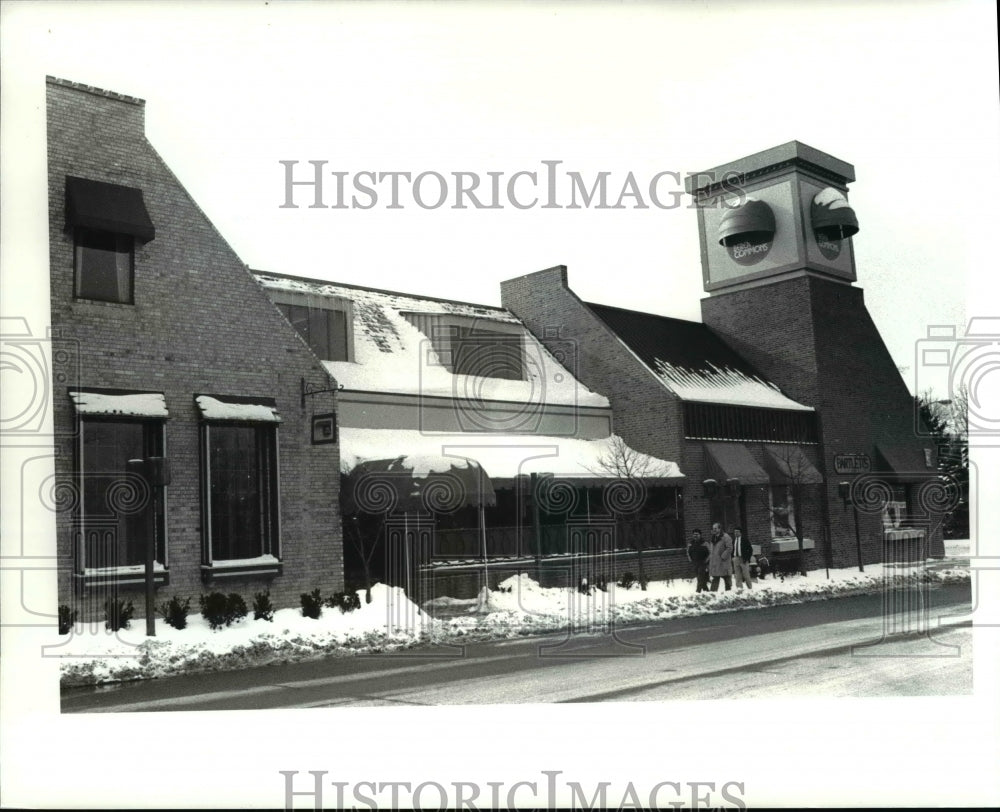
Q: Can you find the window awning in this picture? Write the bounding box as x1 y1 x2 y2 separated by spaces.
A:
66 176 155 241
341 428 684 485
703 442 769 485
195 395 281 423
876 443 935 481
69 389 168 418
763 444 823 485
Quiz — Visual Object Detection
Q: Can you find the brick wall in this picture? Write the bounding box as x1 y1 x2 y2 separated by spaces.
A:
47 78 344 618
500 266 685 467
703 274 944 566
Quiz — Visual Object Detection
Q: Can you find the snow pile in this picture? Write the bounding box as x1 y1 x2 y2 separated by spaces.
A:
438 561 969 640
58 584 430 687
57 550 970 687
653 360 812 411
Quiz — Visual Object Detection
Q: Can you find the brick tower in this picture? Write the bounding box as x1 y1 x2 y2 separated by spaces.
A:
687 142 942 565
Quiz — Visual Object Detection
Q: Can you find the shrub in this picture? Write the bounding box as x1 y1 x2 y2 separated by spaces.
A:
326 590 361 614
253 589 274 622
58 604 77 635
104 598 134 632
159 595 191 630
199 592 248 630
300 588 323 619
226 593 248 624
618 572 636 590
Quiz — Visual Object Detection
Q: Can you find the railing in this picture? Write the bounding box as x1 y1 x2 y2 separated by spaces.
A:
431 518 683 561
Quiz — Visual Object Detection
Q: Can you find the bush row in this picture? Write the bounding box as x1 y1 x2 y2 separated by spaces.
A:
57 586 361 634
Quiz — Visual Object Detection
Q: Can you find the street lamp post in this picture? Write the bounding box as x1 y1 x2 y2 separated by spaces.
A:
838 481 864 573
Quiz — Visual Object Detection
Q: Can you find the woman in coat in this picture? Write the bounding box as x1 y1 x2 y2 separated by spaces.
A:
708 522 734 592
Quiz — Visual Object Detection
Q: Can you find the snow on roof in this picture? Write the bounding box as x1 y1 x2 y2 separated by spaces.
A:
654 361 814 411
70 390 168 418
340 427 683 480
255 273 608 408
195 395 281 422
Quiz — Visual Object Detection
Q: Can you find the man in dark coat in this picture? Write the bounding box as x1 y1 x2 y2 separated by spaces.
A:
687 529 710 592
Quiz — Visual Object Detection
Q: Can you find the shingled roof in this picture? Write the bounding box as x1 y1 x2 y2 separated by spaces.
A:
585 302 812 411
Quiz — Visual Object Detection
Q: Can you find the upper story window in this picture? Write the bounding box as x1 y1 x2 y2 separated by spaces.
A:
276 302 351 362
75 228 134 303
402 312 526 381
65 176 155 304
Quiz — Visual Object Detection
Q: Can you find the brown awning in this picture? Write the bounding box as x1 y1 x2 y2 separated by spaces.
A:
763 444 823 485
876 443 935 481
66 176 155 241
703 442 770 486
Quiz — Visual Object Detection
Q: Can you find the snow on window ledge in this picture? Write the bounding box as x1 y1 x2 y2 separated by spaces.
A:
77 563 169 587
770 537 815 553
201 555 282 580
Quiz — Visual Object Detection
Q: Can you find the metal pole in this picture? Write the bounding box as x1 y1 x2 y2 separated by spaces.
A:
530 473 542 581
146 485 157 637
853 503 864 572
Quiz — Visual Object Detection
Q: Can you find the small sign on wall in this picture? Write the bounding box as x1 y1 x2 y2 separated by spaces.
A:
311 413 338 445
834 453 871 474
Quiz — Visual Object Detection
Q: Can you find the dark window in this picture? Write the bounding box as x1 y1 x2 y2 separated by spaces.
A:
74 228 134 303
277 303 349 361
80 420 164 569
205 424 279 561
451 325 524 380
683 403 818 444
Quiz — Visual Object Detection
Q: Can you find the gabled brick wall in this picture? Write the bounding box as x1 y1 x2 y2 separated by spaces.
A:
703 274 944 565
47 78 344 617
500 266 685 468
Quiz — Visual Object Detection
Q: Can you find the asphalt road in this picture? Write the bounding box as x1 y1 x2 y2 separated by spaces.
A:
61 580 972 712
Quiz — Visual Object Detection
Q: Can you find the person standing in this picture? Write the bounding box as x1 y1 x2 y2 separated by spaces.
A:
709 522 733 592
687 529 710 592
731 526 753 590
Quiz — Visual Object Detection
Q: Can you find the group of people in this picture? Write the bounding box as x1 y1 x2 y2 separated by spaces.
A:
686 522 754 592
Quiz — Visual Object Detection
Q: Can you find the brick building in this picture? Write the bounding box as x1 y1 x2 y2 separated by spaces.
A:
47 77 343 619
502 142 944 573
253 272 686 598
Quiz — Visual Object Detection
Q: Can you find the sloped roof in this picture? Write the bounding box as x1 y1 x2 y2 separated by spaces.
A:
586 302 812 411
254 272 609 408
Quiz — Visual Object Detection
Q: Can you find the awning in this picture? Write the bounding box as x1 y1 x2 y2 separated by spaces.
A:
763 444 823 485
340 428 684 484
343 455 497 514
66 176 155 241
69 389 168 418
703 442 769 485
875 443 935 481
195 394 281 423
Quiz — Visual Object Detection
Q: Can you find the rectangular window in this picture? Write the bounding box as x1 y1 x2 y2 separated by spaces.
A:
74 228 134 303
204 423 279 562
769 485 797 539
451 325 524 380
79 419 165 569
277 303 349 361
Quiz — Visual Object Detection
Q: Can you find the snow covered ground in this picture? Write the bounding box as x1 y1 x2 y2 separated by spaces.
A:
58 540 971 687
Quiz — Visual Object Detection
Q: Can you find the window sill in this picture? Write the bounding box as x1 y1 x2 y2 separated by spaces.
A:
201 558 283 582
770 537 815 553
76 566 169 589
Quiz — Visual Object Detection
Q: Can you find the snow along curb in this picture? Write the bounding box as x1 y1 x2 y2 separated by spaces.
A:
58 567 969 688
